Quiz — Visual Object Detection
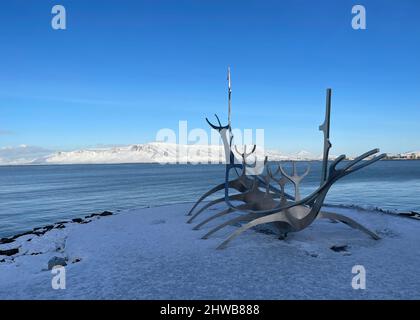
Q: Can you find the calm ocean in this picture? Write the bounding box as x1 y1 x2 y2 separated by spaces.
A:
0 160 419 237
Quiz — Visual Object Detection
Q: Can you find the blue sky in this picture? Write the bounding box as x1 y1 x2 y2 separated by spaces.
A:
0 0 419 156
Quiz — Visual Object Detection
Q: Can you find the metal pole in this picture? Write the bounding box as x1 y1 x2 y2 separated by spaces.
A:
319 88 332 184
227 66 232 131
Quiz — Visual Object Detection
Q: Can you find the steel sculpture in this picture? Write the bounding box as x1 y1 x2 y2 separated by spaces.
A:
187 68 385 249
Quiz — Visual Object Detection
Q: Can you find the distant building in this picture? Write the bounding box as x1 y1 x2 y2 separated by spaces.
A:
384 151 420 160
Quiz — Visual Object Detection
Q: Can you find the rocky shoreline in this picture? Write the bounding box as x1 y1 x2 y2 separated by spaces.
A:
1 206 419 260
0 210 114 259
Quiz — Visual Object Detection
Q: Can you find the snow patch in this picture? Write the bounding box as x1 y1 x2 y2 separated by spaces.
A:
0 203 419 299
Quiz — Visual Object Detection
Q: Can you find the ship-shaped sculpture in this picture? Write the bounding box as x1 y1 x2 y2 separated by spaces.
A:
187 68 385 249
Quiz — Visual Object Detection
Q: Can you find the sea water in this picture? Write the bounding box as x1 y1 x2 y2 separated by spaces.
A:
0 160 419 237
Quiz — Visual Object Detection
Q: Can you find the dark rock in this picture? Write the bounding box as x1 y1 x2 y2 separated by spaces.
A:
31 252 42 256
0 259 5 263
330 245 348 252
0 248 19 256
44 225 54 231
278 234 287 240
399 211 420 220
48 256 67 270
72 258 81 264
0 238 15 244
32 230 47 236
85 213 99 219
72 218 83 223
55 224 65 229
27 238 32 242
12 231 33 239
84 211 112 219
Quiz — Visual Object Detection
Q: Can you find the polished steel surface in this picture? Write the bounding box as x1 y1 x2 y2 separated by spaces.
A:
187 73 384 249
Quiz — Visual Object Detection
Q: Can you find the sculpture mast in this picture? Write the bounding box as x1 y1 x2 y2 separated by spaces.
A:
319 88 332 185
227 66 232 138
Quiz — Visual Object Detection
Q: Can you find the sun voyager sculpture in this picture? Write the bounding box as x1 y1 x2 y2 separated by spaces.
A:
187 68 385 249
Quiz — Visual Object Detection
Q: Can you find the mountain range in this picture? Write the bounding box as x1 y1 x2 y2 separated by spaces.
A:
0 143 333 165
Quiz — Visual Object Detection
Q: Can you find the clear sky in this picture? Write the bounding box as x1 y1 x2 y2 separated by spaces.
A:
0 0 419 156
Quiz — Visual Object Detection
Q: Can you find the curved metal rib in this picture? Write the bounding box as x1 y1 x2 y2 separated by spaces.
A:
186 183 226 216
193 207 235 230
318 211 380 240
187 193 243 224
187 176 252 217
216 212 290 249
202 212 261 239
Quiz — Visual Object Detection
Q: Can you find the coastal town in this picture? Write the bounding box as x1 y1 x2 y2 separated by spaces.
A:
385 151 420 160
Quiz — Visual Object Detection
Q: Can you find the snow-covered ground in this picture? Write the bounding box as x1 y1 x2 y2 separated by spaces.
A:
0 202 419 299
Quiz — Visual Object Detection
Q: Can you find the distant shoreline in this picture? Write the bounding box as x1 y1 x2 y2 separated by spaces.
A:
1 158 420 168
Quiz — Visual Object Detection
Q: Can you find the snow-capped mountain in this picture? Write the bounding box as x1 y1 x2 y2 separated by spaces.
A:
294 150 315 160
0 142 328 165
43 142 294 164
0 145 52 165
44 143 225 164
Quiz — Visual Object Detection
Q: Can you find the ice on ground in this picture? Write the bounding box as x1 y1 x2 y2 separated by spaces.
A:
0 203 419 299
